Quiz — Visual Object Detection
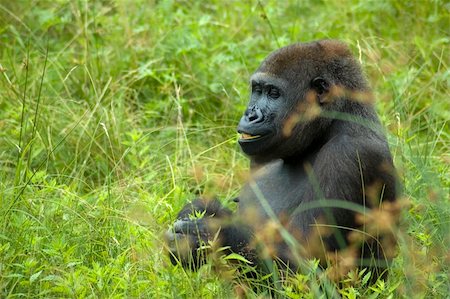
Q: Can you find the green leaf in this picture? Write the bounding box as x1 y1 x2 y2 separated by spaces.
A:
30 270 43 283
362 271 372 286
223 253 253 264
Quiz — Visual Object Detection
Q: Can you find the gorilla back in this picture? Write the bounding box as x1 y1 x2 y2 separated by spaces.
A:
167 40 398 279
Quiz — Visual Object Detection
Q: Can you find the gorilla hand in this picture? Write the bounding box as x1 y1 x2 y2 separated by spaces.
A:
166 199 232 269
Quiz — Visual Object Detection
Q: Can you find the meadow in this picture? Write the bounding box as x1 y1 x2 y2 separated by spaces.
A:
0 0 449 297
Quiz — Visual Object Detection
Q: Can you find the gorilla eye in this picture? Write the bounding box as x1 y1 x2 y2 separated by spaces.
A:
311 77 329 94
268 86 280 99
252 84 262 94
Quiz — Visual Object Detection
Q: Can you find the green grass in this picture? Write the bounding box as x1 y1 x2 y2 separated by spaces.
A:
0 0 449 297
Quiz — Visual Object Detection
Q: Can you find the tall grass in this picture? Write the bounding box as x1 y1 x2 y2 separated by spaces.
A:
0 0 448 297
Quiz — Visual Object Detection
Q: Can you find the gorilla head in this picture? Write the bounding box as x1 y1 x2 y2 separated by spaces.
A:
237 40 372 163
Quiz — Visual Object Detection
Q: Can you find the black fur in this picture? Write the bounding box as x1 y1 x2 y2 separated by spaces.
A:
166 40 398 279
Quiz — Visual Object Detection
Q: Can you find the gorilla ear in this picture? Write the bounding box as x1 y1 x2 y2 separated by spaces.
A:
311 77 330 104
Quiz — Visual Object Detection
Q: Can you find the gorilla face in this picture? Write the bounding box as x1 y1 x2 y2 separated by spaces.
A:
237 72 287 157
237 69 332 161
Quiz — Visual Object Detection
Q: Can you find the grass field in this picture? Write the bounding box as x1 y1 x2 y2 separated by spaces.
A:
0 0 449 297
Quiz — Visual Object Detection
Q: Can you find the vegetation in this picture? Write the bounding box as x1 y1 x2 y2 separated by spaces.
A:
0 0 448 297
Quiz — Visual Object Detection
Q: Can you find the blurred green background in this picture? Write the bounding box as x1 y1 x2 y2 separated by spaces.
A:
0 0 448 297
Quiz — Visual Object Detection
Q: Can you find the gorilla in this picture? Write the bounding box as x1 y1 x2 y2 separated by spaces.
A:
166 40 398 279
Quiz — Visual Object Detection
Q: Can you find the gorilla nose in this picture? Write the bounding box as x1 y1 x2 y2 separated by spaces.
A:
246 106 264 124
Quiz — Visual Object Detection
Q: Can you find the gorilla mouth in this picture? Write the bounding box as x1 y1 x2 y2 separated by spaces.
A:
238 131 273 144
240 133 262 140
238 131 274 156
